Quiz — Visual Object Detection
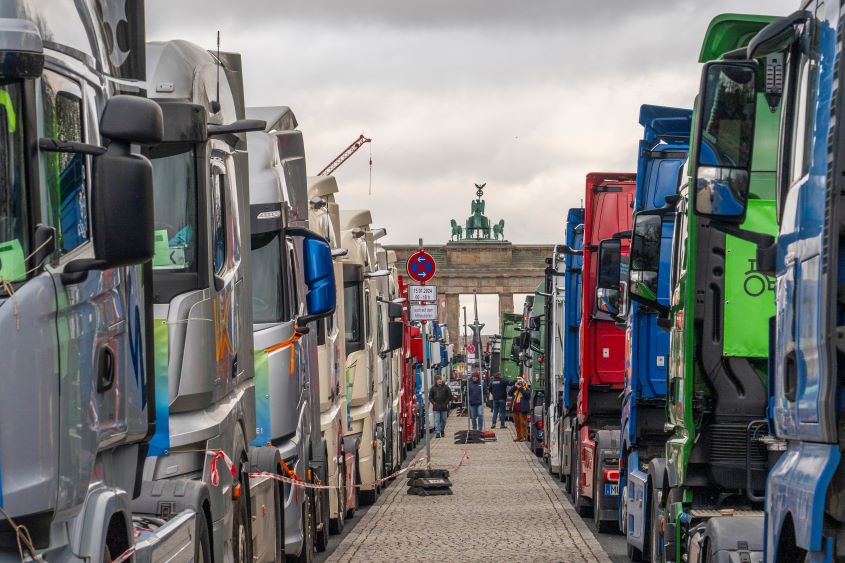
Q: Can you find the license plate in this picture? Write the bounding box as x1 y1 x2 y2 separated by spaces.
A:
605 483 619 496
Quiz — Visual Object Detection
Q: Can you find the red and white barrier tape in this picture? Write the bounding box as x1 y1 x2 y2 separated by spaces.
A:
249 457 427 490
208 450 237 488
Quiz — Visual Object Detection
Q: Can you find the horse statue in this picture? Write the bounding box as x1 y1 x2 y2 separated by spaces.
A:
450 219 463 241
493 219 505 240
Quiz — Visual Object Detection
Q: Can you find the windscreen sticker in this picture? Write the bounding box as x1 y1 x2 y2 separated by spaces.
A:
0 239 26 283
148 319 171 456
723 199 777 358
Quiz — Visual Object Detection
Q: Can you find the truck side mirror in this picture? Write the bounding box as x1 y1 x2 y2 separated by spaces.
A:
387 301 403 319
0 19 44 79
287 228 336 325
80 96 163 276
629 213 669 317
387 320 403 352
595 238 622 317
692 60 758 223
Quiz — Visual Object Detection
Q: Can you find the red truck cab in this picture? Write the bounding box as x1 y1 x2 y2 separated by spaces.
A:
576 172 636 531
399 276 423 450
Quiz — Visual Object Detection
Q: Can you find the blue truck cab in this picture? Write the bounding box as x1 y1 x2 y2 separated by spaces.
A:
620 104 691 560
725 6 845 561
558 208 585 495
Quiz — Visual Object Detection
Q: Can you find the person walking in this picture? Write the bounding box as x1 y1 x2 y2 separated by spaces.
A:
428 374 453 438
466 372 486 431
509 378 531 441
489 373 508 429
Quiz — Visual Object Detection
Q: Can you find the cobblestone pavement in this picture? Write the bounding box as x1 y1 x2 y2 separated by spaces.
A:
326 413 612 563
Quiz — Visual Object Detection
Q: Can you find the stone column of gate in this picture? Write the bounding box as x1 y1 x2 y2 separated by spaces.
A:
498 293 514 330
445 293 462 345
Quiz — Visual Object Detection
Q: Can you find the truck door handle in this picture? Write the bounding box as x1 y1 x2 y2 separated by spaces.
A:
97 347 115 393
784 344 797 402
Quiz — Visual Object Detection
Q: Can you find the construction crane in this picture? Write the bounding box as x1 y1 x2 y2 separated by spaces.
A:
318 134 373 187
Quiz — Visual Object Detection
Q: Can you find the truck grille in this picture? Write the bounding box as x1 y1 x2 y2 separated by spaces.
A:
708 424 767 466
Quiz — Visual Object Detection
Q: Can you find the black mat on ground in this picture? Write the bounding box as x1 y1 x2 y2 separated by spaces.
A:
453 430 486 444
406 468 453 495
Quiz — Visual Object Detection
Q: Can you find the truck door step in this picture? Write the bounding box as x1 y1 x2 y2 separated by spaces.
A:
689 508 764 518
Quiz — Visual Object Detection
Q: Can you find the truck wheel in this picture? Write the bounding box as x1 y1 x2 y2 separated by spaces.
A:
232 479 253 563
574 435 591 517
649 484 663 563
195 507 212 563
567 434 578 500
330 455 346 534
287 490 314 562
627 542 644 562
593 459 615 533
314 487 329 552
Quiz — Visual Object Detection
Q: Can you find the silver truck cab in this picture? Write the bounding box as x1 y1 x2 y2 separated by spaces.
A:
141 39 265 563
340 210 382 504
0 2 196 561
246 105 327 561
307 175 356 533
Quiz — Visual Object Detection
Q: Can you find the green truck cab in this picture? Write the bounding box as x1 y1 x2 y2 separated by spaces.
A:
630 14 783 562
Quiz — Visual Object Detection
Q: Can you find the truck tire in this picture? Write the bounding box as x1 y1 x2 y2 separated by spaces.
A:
287 490 314 562
649 483 663 563
232 477 253 563
314 487 329 552
574 434 591 517
195 506 212 563
593 457 616 533
330 454 346 534
567 432 578 499
627 542 645 562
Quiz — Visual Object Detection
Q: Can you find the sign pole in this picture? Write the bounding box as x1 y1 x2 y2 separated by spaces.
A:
417 238 432 470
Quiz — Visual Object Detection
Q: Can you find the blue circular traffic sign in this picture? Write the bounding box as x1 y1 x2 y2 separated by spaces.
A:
407 250 436 282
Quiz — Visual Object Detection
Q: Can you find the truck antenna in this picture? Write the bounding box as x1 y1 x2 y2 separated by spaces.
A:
211 31 221 114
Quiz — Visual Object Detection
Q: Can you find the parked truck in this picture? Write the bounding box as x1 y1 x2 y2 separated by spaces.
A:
574 173 635 532
626 14 782 563
245 107 344 560
341 210 383 504
374 242 404 478
619 104 691 561
690 8 845 562
0 2 204 561
557 209 585 495
307 174 359 532
398 276 423 451
529 283 547 458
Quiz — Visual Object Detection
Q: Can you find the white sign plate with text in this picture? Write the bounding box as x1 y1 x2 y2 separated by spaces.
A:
409 285 437 301
409 303 438 321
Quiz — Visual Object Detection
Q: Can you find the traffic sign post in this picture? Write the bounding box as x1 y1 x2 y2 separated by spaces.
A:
407 250 436 283
409 303 438 321
409 285 437 302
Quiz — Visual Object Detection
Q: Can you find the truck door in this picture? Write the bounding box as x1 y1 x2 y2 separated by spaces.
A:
41 71 142 510
774 14 837 442
209 150 243 395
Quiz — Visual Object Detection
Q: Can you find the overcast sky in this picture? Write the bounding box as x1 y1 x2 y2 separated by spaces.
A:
147 0 795 333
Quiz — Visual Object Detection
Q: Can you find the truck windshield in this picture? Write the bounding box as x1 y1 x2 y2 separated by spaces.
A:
251 232 283 323
0 81 28 284
344 280 363 352
151 150 198 271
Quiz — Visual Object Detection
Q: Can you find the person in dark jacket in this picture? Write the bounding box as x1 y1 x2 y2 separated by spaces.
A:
489 373 508 428
466 372 486 430
428 374 453 437
509 378 531 441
